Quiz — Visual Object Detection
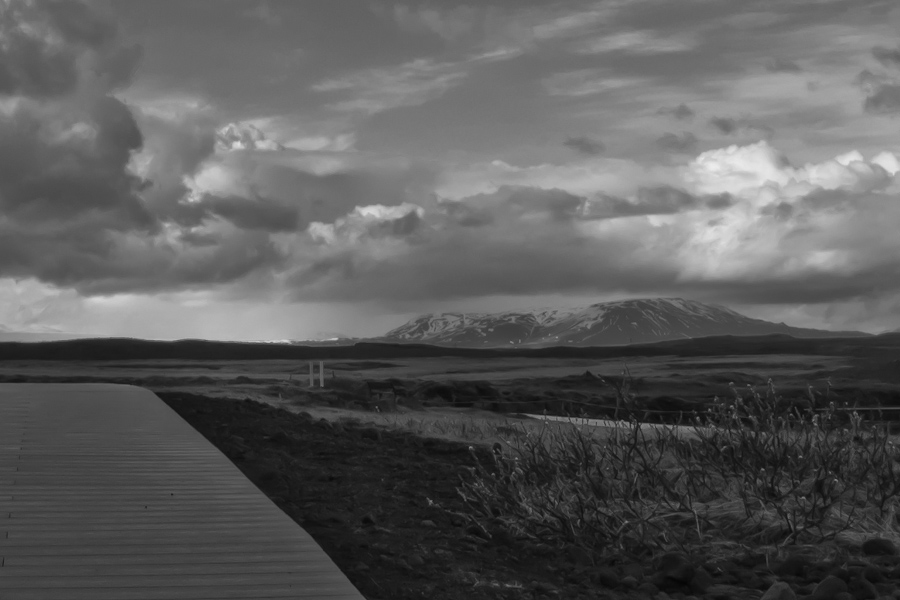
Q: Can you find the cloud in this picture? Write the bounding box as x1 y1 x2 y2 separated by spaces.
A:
276 140 900 308
0 1 448 298
765 57 803 73
388 4 479 41
709 117 739 135
216 122 284 152
684 141 897 200
542 69 644 97
435 157 677 201
194 194 299 232
571 30 698 55
856 66 900 114
284 133 356 152
563 136 605 156
0 0 141 97
657 104 695 120
873 44 900 68
243 1 281 28
656 132 699 153
708 116 773 137
307 203 425 246
864 83 900 114
311 58 468 115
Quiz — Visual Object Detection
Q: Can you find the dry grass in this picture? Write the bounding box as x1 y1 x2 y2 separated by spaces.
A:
437 378 900 565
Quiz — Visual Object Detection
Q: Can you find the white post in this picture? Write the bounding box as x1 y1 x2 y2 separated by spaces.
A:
308 361 314 387
319 361 324 387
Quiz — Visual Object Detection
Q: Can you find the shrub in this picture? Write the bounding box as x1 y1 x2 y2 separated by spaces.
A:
449 377 900 563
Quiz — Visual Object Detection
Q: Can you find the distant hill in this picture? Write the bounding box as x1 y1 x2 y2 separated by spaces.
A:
0 333 895 363
380 298 870 347
0 326 95 343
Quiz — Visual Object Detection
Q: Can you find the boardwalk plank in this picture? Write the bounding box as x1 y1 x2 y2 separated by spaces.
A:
0 383 364 600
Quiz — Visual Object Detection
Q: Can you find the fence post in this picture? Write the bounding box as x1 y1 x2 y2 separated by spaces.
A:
319 361 324 388
308 361 314 387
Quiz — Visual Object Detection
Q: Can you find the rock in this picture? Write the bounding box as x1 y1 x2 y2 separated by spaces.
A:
863 539 899 557
776 556 814 578
637 582 660 596
655 552 696 584
621 576 639 589
352 562 370 572
568 546 593 566
420 519 437 528
850 578 879 600
395 558 412 571
407 554 425 567
735 568 759 586
872 556 900 568
361 513 376 525
704 583 750 600
811 576 849 600
830 568 851 582
593 567 620 588
690 567 714 594
833 593 854 600
623 563 645 579
489 527 514 546
863 566 885 584
533 581 558 594
761 582 797 600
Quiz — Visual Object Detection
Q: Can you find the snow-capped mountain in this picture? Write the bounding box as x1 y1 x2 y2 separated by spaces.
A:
381 298 869 347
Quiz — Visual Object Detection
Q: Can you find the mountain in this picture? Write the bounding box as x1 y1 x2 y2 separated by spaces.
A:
381 298 871 347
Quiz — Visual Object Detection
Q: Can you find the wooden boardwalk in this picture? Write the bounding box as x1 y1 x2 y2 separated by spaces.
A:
0 383 365 600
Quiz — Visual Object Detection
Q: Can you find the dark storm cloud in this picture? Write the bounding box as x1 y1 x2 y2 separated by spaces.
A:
131 109 218 225
281 165 900 308
441 185 732 226
760 201 794 221
0 0 140 96
873 44 900 68
199 195 300 232
285 183 744 303
440 186 586 225
657 103 695 120
709 117 739 134
690 266 900 306
563 135 605 155
287 221 683 303
0 95 152 229
0 0 295 295
765 58 803 73
0 224 285 296
590 187 733 218
235 154 440 226
708 116 773 137
855 67 900 114
656 131 698 152
864 83 900 114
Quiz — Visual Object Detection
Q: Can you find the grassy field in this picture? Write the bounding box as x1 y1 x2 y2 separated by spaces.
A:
5 337 900 599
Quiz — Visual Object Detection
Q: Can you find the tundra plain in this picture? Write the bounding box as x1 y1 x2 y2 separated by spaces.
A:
4 335 900 600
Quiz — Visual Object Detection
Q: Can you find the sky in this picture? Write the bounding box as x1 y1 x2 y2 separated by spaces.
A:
1 0 900 341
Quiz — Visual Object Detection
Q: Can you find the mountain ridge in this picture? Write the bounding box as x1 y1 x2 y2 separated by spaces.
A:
380 297 870 347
